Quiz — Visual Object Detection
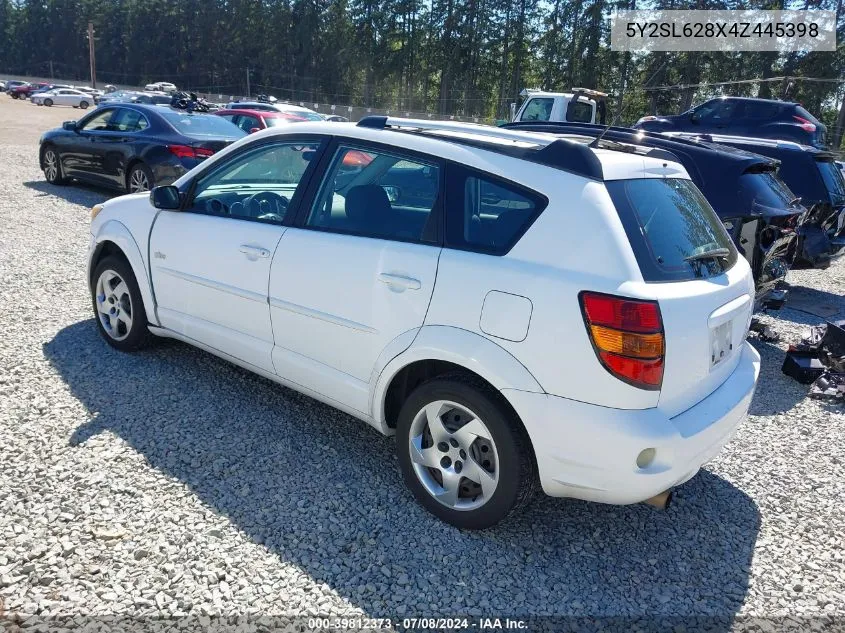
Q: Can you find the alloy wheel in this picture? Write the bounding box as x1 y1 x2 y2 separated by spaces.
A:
44 150 59 182
95 269 134 341
408 400 500 511
129 168 150 193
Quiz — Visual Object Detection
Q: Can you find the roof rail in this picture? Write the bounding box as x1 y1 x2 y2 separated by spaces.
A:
355 116 604 180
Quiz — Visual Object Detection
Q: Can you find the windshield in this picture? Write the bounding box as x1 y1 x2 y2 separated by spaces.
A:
817 159 845 206
606 178 738 281
160 111 246 139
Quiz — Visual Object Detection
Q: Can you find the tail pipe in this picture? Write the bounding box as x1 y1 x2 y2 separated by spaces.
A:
642 490 673 510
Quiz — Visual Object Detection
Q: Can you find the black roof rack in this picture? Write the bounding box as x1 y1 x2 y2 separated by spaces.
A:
355 116 604 180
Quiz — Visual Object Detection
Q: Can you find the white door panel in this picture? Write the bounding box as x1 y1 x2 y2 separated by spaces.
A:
149 211 285 372
269 228 440 403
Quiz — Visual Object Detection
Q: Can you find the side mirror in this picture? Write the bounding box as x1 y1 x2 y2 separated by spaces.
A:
249 127 261 134
150 185 181 209
62 121 77 131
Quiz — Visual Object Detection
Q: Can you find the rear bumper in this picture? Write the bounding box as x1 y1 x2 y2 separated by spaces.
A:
502 341 760 505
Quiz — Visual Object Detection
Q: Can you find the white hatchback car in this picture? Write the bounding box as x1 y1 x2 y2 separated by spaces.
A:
87 117 760 529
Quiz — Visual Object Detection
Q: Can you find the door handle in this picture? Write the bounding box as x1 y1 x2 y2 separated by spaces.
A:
239 245 271 259
378 273 421 290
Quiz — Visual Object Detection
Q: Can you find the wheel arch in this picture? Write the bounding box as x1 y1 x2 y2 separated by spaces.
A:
371 325 544 434
89 220 159 326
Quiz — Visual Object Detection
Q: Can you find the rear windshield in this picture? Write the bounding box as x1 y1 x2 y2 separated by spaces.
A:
738 170 801 215
160 111 245 139
606 178 738 282
817 159 845 206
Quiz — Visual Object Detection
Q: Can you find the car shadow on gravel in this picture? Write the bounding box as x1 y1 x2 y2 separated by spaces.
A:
45 320 760 628
24 179 114 207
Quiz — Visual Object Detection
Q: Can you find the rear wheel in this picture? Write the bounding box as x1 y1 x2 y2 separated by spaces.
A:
42 147 68 185
126 163 153 193
396 374 536 529
79 100 89 109
43 98 53 107
91 256 152 352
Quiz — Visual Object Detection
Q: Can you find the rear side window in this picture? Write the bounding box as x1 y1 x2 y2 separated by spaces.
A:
568 101 593 123
745 102 780 119
606 178 738 281
445 164 547 254
738 170 799 214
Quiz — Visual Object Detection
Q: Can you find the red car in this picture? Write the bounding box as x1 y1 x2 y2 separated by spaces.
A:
9 82 49 99
214 108 306 133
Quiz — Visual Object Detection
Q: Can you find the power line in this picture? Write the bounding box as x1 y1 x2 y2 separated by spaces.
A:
643 75 845 92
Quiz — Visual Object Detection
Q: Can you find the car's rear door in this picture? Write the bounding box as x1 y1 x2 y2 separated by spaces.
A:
149 137 327 373
268 140 443 414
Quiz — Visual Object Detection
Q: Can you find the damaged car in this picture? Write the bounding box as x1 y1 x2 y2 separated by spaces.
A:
502 121 804 310
666 134 845 270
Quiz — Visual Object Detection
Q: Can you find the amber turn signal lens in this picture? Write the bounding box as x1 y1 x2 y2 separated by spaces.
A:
589 325 664 358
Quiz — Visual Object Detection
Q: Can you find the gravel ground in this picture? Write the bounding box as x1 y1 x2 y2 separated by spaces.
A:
1 132 844 631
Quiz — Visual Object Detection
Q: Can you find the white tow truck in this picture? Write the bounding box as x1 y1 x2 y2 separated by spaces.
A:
510 88 608 125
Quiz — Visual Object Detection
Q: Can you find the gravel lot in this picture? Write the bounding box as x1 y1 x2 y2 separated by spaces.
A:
0 96 844 630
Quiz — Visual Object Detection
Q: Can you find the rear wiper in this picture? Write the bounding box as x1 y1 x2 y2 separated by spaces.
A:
684 248 730 263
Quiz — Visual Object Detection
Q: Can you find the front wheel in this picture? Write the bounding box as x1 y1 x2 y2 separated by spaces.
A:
91 256 152 352
396 374 536 529
42 147 68 185
44 98 53 107
126 163 153 193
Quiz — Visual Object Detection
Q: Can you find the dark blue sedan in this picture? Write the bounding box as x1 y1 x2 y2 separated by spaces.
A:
38 103 246 193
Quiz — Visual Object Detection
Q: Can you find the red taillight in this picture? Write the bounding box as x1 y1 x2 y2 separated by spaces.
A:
793 115 817 133
581 293 661 333
580 291 664 390
167 145 214 159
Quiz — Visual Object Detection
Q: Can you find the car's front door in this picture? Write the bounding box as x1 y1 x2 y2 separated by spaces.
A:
149 137 326 373
268 142 443 414
95 107 150 189
60 107 116 183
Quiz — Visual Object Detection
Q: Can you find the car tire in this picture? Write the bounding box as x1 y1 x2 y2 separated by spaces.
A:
395 373 537 529
126 163 153 194
42 146 68 185
91 255 152 352
44 98 53 107
79 101 89 109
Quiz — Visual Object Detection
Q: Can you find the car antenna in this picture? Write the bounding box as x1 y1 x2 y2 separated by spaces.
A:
589 97 624 149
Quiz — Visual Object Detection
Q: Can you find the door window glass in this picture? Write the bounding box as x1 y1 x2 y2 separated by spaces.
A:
521 98 554 121
307 146 440 242
568 101 593 123
236 115 261 133
80 109 114 131
191 141 321 224
109 108 148 132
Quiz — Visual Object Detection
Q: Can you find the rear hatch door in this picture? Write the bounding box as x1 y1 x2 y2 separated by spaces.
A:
607 177 755 418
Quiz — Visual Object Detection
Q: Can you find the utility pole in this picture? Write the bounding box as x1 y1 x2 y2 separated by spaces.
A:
245 67 250 98
49 60 54 79
87 22 97 89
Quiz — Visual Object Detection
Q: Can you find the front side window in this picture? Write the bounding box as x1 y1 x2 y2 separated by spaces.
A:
306 145 440 242
521 98 554 122
80 109 114 131
606 178 738 281
445 165 547 254
191 141 321 224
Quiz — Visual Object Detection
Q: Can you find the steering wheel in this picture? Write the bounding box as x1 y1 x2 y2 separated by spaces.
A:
244 191 289 220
